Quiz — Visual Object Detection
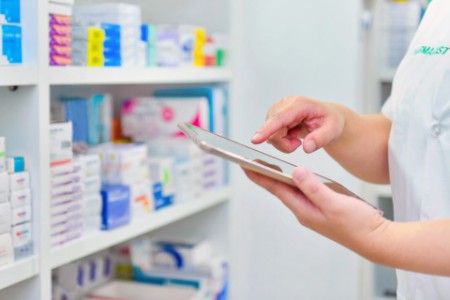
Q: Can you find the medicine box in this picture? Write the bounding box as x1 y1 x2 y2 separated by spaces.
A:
121 97 209 140
0 201 11 234
9 188 30 208
11 204 31 226
101 185 130 230
14 239 33 260
0 233 13 266
148 157 176 210
75 154 101 177
93 144 148 185
0 171 9 203
0 0 21 24
48 3 73 17
11 221 31 248
0 24 22 65
50 122 73 164
151 239 212 270
83 176 101 195
129 180 153 218
9 171 30 191
6 156 28 173
83 193 102 216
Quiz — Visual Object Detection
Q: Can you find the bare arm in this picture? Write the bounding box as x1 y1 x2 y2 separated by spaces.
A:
364 219 450 276
244 167 450 276
252 97 391 184
324 105 391 184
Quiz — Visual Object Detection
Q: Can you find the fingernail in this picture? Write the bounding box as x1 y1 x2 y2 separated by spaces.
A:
252 132 262 141
293 167 307 182
304 140 316 152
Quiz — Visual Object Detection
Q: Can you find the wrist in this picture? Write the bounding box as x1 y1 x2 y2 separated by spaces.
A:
357 217 393 265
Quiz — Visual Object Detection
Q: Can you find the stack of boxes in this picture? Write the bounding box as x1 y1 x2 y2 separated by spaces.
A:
49 0 73 66
0 137 33 266
0 0 22 65
74 3 144 67
101 23 121 67
91 143 151 223
0 137 13 266
74 154 102 235
8 156 32 260
52 94 112 146
121 96 225 203
53 250 115 300
47 2 228 68
50 122 83 247
72 25 105 67
140 24 157 67
147 140 202 204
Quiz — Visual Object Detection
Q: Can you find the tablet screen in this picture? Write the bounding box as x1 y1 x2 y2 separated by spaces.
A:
181 123 336 185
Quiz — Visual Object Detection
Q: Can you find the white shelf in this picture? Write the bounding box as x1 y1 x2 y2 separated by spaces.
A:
49 67 232 85
0 256 39 290
0 66 37 86
50 187 232 269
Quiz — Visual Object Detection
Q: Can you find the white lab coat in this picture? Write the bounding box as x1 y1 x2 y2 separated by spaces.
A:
382 0 450 299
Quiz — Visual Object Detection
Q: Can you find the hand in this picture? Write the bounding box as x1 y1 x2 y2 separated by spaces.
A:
251 96 346 154
243 167 389 254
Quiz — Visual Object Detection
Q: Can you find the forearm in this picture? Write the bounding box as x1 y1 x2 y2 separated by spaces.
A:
359 219 450 276
324 104 391 184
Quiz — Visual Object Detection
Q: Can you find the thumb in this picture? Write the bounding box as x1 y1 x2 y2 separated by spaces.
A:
292 167 335 207
303 123 340 153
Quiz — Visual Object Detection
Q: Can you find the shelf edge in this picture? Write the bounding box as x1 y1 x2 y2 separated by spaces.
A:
50 188 232 269
0 256 40 290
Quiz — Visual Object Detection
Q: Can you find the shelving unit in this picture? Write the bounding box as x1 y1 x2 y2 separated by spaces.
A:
0 0 234 299
50 188 232 269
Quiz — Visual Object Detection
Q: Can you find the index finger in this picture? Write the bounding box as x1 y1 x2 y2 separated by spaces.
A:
251 110 303 144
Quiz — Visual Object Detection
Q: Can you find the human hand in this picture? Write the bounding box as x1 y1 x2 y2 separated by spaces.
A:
242 166 388 254
251 96 346 154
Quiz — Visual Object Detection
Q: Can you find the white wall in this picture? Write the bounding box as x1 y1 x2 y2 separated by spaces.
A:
230 0 365 299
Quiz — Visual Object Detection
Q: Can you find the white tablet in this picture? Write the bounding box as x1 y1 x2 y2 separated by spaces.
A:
178 122 363 199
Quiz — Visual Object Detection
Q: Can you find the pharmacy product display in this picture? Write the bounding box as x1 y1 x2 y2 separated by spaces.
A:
51 93 112 145
49 86 228 247
0 0 22 65
48 2 228 67
52 237 228 300
0 136 33 267
52 250 115 299
49 0 74 66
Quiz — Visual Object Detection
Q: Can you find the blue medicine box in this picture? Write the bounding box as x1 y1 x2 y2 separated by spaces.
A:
1 24 22 64
0 0 20 24
152 182 174 211
101 185 131 230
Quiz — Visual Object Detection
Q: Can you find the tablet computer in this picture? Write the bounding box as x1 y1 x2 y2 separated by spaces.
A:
178 122 363 199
